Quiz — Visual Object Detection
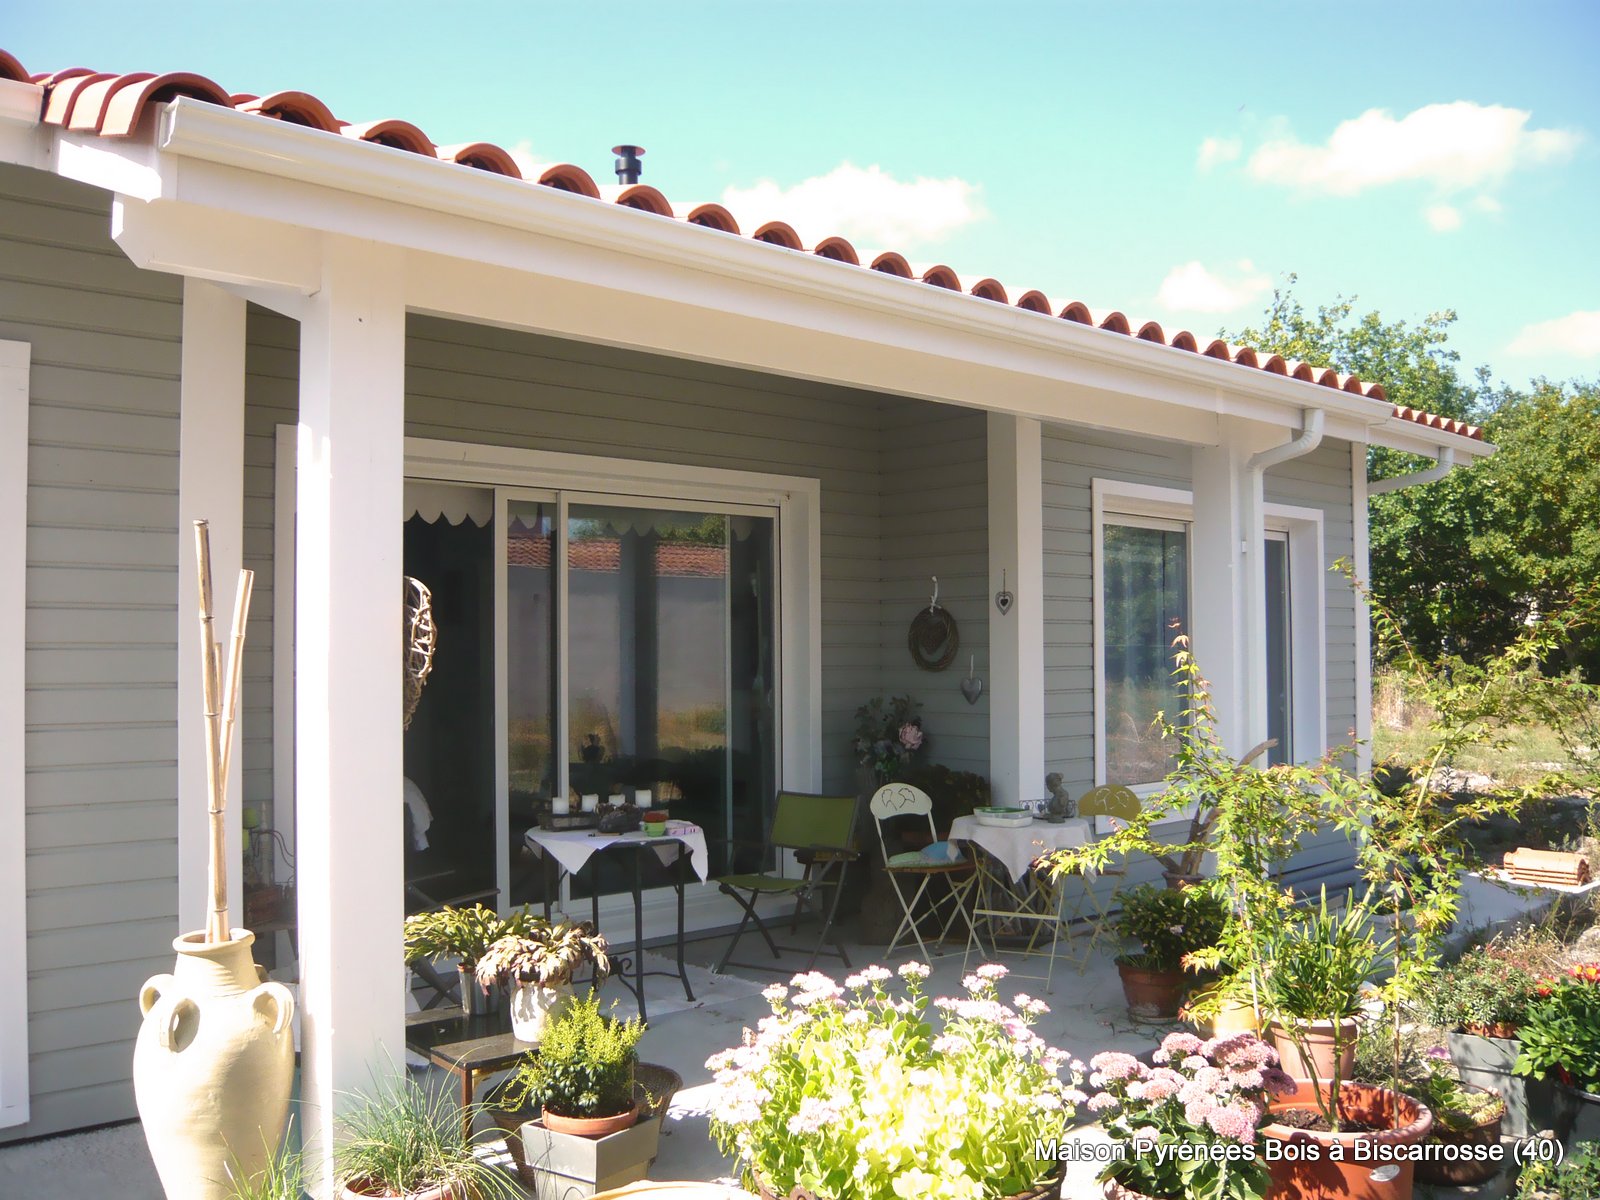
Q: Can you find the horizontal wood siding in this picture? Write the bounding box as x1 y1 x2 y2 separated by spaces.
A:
876 401 989 777
1 165 182 1142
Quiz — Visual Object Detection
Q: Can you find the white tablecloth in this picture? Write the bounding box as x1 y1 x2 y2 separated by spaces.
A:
524 821 710 882
948 815 1090 882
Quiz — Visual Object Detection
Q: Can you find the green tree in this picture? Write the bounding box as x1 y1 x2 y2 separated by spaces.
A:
1225 279 1506 661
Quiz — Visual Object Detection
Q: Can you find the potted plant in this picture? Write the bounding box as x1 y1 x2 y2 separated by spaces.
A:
1087 1030 1296 1200
852 694 925 786
707 962 1083 1199
335 1076 517 1200
1420 945 1549 1136
402 903 536 1017
474 920 610 1044
1109 884 1226 1019
503 995 663 1196
1258 888 1385 1093
1514 961 1600 1143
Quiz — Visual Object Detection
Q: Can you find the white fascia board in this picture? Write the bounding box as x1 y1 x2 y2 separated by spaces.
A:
132 100 1400 432
1369 418 1494 461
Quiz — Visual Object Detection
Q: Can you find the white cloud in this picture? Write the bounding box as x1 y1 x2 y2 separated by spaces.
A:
1155 260 1272 314
1472 195 1504 214
506 139 543 180
1198 136 1242 171
1424 203 1463 232
1246 102 1580 196
1506 310 1600 359
721 163 984 249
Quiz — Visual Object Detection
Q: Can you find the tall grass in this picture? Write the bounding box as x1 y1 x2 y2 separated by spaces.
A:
336 1075 517 1199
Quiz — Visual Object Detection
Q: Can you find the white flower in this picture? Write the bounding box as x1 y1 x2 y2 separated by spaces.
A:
898 961 931 980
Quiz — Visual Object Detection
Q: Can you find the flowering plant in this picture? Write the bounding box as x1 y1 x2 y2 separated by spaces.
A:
1514 961 1600 1094
1087 1032 1296 1200
706 963 1083 1200
853 695 926 782
1112 884 1228 972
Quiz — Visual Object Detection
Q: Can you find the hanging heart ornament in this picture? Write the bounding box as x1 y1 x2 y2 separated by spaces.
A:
960 675 984 704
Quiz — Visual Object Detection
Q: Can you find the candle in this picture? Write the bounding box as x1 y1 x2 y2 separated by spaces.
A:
608 793 626 808
551 795 570 816
581 793 600 813
635 789 652 807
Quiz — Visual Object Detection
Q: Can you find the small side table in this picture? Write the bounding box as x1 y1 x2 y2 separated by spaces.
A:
404 1007 537 1138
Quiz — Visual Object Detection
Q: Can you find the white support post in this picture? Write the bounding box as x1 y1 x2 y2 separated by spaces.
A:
1352 440 1374 772
986 412 1045 806
1190 426 1252 755
295 240 407 1200
178 279 247 934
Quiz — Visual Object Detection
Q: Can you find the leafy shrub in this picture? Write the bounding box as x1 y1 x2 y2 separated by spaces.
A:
1112 884 1228 972
1516 1139 1600 1199
507 993 643 1119
1420 946 1542 1036
1514 963 1600 1094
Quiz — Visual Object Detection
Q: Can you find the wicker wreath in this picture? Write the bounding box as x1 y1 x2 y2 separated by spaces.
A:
907 604 960 672
403 575 436 729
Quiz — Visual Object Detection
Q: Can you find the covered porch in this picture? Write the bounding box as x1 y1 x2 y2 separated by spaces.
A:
46 94 1445 1193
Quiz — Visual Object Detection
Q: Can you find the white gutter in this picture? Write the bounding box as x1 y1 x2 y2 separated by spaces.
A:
1368 447 1456 494
1248 407 1326 474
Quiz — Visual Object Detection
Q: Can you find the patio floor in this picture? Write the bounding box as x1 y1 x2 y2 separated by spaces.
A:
0 925 1157 1199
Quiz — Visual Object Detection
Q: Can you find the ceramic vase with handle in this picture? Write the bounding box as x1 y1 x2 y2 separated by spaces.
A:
134 929 295 1200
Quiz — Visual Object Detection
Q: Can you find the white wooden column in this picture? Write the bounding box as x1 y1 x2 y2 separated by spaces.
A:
177 279 247 934
986 412 1045 806
1190 426 1251 755
295 240 407 1200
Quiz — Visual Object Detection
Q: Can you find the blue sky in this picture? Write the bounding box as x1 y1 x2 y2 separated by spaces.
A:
9 1 1598 388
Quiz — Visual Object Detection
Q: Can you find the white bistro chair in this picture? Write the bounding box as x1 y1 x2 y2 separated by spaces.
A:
869 783 979 962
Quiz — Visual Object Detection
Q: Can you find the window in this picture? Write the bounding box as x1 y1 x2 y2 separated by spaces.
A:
1100 518 1190 785
1092 478 1326 791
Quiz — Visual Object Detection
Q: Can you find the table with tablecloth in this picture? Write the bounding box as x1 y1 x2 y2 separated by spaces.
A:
523 821 708 1020
948 814 1097 988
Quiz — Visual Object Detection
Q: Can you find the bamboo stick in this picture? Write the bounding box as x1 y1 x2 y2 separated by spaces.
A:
193 521 230 944
218 568 255 790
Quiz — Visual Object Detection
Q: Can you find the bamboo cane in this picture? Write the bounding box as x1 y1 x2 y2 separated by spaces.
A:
193 521 230 943
219 568 255 791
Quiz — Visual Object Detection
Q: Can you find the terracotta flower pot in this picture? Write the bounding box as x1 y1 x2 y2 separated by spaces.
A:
543 1099 639 1139
340 1182 466 1200
1260 1080 1433 1200
134 930 295 1200
1267 1018 1359 1092
1414 1084 1503 1187
1117 961 1185 1019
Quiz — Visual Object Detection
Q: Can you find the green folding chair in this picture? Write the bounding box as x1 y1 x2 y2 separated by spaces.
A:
1059 784 1142 968
713 791 862 974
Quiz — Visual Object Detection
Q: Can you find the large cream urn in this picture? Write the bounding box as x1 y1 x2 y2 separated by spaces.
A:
134 929 295 1200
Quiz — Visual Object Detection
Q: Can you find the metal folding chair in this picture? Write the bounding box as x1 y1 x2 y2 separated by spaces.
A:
1058 784 1141 967
713 791 862 974
869 783 978 961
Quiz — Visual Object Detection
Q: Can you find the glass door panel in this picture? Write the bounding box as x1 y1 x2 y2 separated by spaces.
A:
1264 534 1292 767
507 499 558 905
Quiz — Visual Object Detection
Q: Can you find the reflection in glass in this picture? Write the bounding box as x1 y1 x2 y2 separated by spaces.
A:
507 501 557 905
1102 523 1189 785
1264 536 1292 767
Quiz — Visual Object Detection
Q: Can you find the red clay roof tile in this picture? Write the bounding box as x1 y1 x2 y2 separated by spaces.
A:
1 45 1482 441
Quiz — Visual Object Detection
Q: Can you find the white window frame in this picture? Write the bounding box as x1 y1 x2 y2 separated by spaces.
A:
275 433 823 916
1 340 31 1128
1091 478 1326 800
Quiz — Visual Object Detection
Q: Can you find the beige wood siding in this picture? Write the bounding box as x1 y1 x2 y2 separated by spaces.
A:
1 165 183 1142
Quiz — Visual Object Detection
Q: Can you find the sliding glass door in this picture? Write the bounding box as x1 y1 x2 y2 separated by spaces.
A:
504 491 778 906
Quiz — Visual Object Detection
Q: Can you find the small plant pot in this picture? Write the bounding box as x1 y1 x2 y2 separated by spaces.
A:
509 981 571 1045
1117 961 1185 1019
543 1100 640 1139
1260 1080 1432 1200
340 1182 465 1200
519 1112 660 1197
1415 1083 1504 1186
1446 1030 1574 1139
1267 1017 1358 1092
1561 1082 1600 1145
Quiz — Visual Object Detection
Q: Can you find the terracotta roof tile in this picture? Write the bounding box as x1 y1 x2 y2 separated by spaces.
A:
0 45 1483 442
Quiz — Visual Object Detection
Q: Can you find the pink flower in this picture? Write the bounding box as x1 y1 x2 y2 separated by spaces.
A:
1087 1093 1120 1114
1088 1052 1145 1082
898 723 924 750
1157 1032 1204 1061
1206 1102 1261 1144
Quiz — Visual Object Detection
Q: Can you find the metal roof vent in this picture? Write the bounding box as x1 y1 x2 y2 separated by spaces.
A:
613 144 644 185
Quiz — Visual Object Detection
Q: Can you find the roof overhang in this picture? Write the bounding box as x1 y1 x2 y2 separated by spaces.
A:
0 81 1491 461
